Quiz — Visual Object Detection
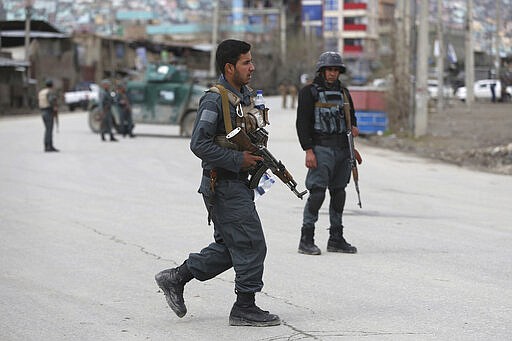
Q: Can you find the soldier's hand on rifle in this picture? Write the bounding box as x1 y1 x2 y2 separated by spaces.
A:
305 149 317 169
352 126 359 137
241 151 263 170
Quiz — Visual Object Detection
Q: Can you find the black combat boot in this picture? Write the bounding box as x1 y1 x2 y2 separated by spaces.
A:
110 134 118 142
327 226 357 253
45 144 59 152
101 133 106 141
229 292 281 327
298 227 321 255
155 261 194 318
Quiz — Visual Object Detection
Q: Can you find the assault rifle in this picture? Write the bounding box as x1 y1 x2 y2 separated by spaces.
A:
342 91 362 208
226 127 308 200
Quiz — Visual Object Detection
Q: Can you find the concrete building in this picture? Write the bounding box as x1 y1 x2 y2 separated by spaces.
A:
301 0 390 84
0 20 75 111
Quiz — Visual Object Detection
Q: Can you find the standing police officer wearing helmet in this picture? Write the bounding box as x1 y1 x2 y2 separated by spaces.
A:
296 51 359 255
38 79 59 152
154 39 280 327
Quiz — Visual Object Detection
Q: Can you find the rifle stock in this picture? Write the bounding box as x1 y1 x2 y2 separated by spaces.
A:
226 127 307 199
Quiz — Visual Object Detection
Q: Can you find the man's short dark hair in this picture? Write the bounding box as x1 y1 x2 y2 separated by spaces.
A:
216 39 251 76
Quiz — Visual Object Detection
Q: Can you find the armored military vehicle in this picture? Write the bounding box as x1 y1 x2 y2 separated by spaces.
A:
88 64 206 137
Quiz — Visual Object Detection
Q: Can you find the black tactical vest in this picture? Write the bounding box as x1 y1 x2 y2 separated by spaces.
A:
311 83 346 135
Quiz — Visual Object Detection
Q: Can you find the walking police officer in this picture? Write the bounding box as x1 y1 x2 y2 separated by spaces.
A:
155 39 280 327
296 51 359 255
38 79 59 152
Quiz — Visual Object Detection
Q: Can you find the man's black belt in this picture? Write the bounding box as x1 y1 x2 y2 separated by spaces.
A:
203 168 249 181
312 134 348 148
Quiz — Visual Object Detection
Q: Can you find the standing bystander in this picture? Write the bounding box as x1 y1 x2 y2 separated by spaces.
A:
38 79 59 152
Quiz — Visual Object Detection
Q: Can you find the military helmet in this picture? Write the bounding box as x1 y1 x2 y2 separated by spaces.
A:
45 79 53 87
315 52 346 73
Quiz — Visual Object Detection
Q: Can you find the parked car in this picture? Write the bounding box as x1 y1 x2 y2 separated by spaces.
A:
455 79 512 101
427 79 453 99
64 82 99 111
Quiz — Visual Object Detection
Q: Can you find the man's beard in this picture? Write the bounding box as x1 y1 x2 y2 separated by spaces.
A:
234 70 249 87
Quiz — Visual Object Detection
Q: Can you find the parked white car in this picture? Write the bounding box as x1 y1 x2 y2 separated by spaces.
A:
455 79 512 101
427 79 453 99
64 82 99 111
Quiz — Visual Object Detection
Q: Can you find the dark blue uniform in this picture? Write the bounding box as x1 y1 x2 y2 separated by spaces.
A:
99 87 114 137
187 76 267 294
296 75 358 254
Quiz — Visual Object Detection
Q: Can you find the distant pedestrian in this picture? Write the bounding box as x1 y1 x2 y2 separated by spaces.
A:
117 83 135 138
99 79 118 142
488 69 497 103
288 84 298 109
278 82 288 108
38 79 59 152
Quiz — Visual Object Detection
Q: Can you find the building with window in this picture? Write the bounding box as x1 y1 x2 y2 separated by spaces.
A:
301 0 388 84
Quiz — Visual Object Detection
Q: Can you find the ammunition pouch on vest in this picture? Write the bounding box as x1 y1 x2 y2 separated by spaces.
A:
311 84 346 135
208 85 269 149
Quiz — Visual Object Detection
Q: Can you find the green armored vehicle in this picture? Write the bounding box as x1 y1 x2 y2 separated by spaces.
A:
88 64 206 136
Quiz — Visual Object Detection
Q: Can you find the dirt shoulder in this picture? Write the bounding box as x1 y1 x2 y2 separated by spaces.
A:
361 100 512 176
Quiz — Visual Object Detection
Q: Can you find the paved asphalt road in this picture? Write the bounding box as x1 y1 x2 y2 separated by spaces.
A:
1 97 511 340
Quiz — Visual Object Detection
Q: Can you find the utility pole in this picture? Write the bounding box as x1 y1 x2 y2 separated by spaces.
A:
407 0 416 133
109 1 115 81
494 0 501 80
393 0 411 130
414 0 429 137
209 0 219 78
394 0 405 90
279 0 286 64
436 0 445 111
24 0 33 107
465 0 474 108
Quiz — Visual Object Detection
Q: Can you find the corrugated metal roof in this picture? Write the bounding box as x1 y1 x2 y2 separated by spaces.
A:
0 30 69 38
0 57 29 67
0 20 62 33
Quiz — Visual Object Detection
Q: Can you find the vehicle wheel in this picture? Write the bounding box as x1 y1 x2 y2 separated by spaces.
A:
88 106 102 133
180 111 196 137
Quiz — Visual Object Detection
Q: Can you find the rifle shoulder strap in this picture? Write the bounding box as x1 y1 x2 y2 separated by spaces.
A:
212 84 233 134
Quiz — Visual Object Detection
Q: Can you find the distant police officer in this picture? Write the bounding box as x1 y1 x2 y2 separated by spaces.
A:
155 39 280 327
99 79 118 142
296 51 359 255
117 82 135 137
38 79 59 152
